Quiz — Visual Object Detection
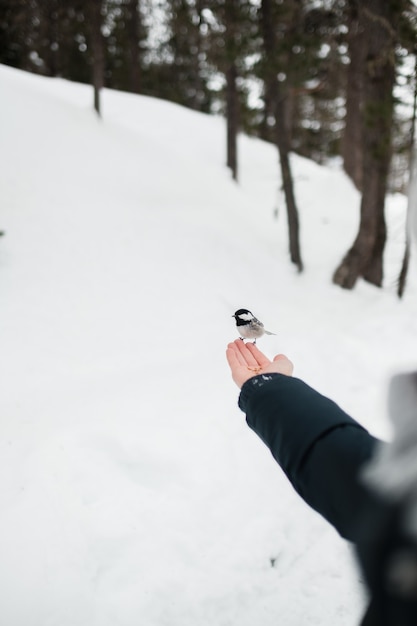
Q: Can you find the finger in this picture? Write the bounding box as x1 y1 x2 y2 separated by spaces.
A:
273 354 294 376
226 344 246 368
227 342 246 364
234 339 259 367
246 342 272 367
230 340 256 366
226 348 244 387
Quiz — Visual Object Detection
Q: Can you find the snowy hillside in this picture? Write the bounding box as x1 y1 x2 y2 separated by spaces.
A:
1 64 417 626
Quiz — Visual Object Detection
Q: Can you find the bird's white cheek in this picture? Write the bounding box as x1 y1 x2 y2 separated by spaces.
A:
239 313 254 322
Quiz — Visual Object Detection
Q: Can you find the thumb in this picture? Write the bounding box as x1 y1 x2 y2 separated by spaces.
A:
272 354 294 376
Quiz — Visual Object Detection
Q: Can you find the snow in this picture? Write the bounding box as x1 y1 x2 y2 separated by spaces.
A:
1 63 417 626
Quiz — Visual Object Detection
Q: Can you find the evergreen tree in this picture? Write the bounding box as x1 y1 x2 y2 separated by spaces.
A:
341 0 364 190
258 0 304 271
295 2 346 164
149 0 210 111
204 0 259 181
333 0 405 289
104 0 146 93
125 0 142 92
0 0 46 73
88 0 105 116
0 0 92 83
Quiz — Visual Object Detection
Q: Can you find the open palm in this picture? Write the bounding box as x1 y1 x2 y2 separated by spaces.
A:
226 339 293 389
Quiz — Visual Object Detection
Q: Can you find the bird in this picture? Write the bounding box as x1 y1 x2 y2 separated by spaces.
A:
232 308 276 343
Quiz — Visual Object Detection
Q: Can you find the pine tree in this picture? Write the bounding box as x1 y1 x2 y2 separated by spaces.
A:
258 0 303 271
104 0 146 94
0 0 45 73
88 0 105 116
125 0 142 92
204 0 259 181
333 0 404 289
341 0 364 190
155 0 211 111
295 2 346 164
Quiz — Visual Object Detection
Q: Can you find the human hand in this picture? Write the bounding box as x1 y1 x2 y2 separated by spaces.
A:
226 339 293 389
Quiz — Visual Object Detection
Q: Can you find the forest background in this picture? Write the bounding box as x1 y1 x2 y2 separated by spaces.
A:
1 0 417 291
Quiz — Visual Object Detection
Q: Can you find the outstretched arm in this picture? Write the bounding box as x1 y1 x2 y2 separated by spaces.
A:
226 340 379 541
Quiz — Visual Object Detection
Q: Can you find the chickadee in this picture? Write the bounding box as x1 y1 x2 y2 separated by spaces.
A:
232 308 276 343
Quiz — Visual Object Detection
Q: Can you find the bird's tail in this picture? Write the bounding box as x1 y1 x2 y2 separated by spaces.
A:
265 330 276 336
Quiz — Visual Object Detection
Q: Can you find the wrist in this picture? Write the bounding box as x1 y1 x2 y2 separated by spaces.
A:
238 373 281 413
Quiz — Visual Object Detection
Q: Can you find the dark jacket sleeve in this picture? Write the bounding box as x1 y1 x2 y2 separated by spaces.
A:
239 374 380 541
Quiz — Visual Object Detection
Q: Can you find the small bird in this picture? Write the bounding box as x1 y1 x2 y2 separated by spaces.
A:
232 308 276 343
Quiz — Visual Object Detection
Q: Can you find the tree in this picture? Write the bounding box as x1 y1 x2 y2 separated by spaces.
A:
163 0 212 111
104 0 146 94
341 0 364 190
204 0 240 181
259 0 303 272
204 1 259 181
0 0 46 73
333 0 402 289
88 0 105 116
223 0 240 181
397 54 417 298
125 0 142 93
37 0 62 77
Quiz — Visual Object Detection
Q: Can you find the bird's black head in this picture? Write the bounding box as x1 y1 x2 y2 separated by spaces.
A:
233 308 252 318
232 309 253 326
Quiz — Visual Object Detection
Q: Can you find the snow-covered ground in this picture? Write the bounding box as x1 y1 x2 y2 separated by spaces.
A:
1 64 417 626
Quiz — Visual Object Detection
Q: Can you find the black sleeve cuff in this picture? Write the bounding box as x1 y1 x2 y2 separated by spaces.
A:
238 373 281 412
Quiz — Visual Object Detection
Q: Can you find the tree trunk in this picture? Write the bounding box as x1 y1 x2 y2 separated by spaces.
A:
89 0 105 117
333 0 397 289
342 0 365 191
279 146 303 271
226 63 238 181
259 82 274 142
397 58 417 298
260 0 303 272
275 90 303 272
126 0 141 93
224 0 239 181
42 0 60 77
